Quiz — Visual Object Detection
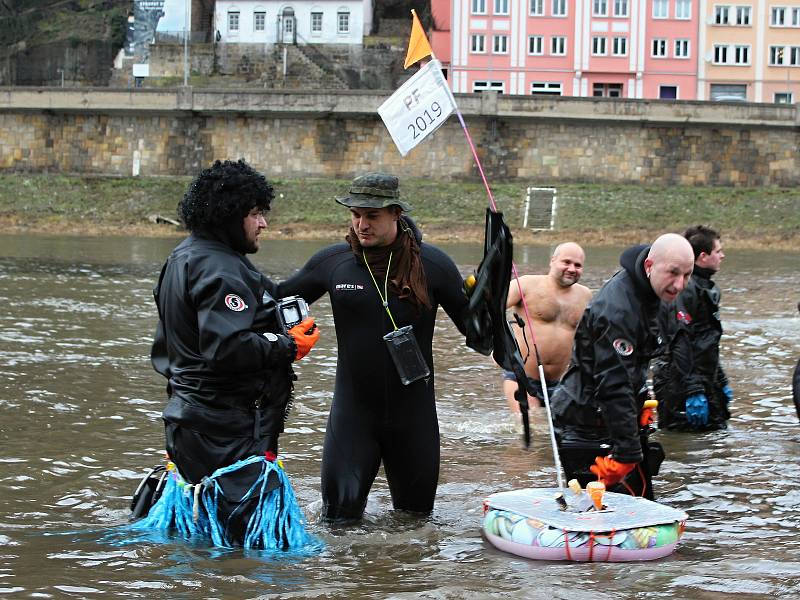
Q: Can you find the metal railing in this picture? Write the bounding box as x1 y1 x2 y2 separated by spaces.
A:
153 30 212 44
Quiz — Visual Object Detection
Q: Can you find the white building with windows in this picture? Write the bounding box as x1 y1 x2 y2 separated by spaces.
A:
214 0 369 44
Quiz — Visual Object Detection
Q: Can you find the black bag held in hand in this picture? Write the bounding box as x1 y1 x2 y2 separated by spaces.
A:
129 465 168 520
383 325 430 385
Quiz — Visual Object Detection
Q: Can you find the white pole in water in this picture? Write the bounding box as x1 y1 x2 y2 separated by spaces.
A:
537 363 565 491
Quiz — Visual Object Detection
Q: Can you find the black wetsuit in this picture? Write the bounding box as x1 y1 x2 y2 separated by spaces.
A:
652 265 730 431
151 234 297 538
277 226 467 520
794 356 800 422
551 245 663 499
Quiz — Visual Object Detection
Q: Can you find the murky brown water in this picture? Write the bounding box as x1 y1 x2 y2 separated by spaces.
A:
1 234 799 599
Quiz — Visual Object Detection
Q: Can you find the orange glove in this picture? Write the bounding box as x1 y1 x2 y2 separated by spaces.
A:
639 399 658 427
589 456 636 486
287 318 320 361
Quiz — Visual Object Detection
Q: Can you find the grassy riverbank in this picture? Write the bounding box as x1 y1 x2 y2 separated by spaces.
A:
1 173 798 249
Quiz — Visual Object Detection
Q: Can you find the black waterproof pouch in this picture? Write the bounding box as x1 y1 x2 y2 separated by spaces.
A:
383 325 430 385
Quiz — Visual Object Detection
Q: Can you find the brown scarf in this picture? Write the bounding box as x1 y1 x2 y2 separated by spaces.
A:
346 217 431 311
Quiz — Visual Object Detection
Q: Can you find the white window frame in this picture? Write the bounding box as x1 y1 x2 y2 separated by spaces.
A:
593 0 608 16
337 10 350 33
311 11 323 33
733 44 750 65
472 0 487 15
254 10 266 31
228 10 240 31
774 92 793 103
653 0 668 18
715 5 730 24
531 81 563 95
612 36 627 55
613 0 629 16
530 0 544 14
551 36 567 55
652 38 667 57
771 6 785 25
792 7 800 26
494 0 509 14
735 6 750 25
493 34 509 53
592 36 607 55
674 38 690 58
552 0 567 16
713 44 729 63
770 45 800 65
471 33 486 53
593 82 623 97
529 35 544 55
675 0 691 19
473 80 505 92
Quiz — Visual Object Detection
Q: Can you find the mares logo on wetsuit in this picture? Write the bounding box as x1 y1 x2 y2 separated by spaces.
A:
335 283 364 291
224 293 248 312
612 338 634 356
676 310 692 325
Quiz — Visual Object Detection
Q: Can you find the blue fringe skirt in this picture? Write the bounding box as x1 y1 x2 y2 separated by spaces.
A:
131 455 320 550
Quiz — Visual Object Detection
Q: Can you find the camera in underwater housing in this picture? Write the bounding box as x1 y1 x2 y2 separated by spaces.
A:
277 295 309 331
383 325 431 385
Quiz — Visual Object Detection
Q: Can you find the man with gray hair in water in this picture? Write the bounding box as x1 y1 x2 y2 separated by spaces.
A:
551 233 695 499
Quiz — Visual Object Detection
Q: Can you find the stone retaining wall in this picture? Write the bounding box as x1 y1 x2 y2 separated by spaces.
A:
0 88 797 186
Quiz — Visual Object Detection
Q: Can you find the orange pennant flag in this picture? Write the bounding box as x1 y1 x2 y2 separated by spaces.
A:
404 9 433 69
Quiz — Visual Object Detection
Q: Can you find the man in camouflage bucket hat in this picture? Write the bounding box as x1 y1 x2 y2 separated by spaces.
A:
335 172 413 212
279 171 472 521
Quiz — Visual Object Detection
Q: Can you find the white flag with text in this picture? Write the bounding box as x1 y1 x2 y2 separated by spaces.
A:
378 59 456 157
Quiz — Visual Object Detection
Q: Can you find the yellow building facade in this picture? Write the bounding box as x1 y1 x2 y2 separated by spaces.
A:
699 0 800 102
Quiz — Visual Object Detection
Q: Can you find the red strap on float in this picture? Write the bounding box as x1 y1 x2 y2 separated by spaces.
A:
563 528 572 561
588 530 595 562
637 464 648 497
605 529 616 561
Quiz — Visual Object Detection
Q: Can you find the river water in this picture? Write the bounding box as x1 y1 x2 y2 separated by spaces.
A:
0 235 798 599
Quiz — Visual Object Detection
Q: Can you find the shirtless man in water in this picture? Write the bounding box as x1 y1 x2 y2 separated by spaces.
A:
502 242 592 424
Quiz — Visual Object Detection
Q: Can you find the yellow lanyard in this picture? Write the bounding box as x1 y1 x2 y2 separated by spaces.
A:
363 250 399 330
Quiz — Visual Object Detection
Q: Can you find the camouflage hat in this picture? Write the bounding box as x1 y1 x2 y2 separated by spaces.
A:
334 172 412 212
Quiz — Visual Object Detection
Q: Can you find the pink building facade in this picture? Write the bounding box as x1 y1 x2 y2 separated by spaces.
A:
431 0 796 100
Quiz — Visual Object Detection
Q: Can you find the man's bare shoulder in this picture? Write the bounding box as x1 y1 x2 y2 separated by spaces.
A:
515 274 549 288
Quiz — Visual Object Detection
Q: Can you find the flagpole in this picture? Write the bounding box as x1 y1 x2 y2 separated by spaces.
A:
426 33 565 492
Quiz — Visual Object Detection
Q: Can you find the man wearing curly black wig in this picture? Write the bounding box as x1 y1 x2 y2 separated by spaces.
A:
147 159 320 545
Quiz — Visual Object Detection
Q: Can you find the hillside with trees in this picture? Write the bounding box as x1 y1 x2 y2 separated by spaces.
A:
0 0 427 86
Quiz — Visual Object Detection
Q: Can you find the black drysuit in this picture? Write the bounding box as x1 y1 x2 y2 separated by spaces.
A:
277 226 468 520
652 265 730 431
551 245 663 498
151 234 297 539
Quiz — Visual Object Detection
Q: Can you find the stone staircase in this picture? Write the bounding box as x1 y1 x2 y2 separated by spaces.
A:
263 43 349 90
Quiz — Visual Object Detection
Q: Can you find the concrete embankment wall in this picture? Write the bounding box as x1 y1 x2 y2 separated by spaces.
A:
1 87 798 186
